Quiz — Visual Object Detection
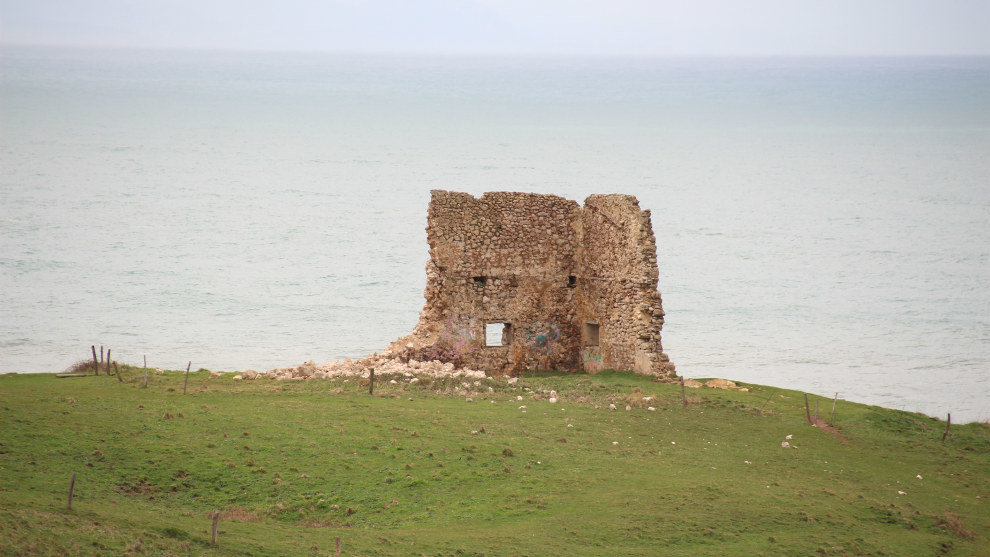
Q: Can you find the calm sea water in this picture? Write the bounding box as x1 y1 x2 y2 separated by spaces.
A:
2 47 988 422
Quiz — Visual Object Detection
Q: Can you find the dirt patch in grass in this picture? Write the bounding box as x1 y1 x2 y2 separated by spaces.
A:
116 479 160 495
812 418 849 444
938 511 975 540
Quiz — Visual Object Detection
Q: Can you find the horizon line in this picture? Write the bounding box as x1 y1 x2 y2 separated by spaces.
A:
4 41 990 60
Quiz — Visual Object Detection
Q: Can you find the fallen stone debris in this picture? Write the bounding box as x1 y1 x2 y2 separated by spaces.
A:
228 354 487 382
680 378 749 392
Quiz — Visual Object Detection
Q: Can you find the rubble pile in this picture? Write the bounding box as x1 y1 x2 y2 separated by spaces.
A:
231 354 487 382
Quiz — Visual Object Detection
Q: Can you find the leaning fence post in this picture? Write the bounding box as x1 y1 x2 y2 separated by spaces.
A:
114 362 122 383
183 361 191 394
804 393 812 425
67 472 77 509
680 377 687 407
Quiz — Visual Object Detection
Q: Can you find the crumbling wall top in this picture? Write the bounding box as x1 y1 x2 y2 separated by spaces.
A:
427 190 581 278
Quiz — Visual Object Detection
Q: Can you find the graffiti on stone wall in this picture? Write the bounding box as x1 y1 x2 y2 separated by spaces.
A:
429 315 481 363
581 346 604 372
522 322 562 354
581 347 602 363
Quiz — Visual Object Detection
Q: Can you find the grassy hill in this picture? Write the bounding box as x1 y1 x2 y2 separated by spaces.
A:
1 366 987 555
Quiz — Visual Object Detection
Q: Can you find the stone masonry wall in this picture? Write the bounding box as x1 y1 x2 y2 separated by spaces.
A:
577 195 673 375
388 190 674 378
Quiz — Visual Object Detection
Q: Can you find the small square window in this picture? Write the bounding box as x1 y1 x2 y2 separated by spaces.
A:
567 275 577 288
584 322 600 346
473 276 487 288
485 322 512 346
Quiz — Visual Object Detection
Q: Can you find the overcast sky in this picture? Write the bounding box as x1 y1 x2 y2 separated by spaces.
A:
2 0 989 56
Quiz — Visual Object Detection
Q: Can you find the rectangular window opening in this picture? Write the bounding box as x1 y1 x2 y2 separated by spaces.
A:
567 275 577 288
485 322 512 347
473 276 487 288
584 321 600 347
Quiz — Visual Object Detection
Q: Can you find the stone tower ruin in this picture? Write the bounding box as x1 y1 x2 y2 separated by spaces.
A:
388 190 675 377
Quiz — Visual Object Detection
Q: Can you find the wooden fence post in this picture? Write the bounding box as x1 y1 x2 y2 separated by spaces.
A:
183 361 191 395
114 362 122 383
106 349 111 373
369 367 375 395
211 509 220 545
92 345 99 376
67 472 76 509
680 377 687 407
942 413 951 443
804 393 812 425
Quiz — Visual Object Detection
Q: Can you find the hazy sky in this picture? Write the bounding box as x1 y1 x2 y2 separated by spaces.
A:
2 0 989 56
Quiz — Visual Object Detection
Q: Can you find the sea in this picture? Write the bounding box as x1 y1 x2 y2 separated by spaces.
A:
2 46 988 422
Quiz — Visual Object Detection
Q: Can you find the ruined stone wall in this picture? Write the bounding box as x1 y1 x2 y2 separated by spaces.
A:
426 191 581 278
389 190 674 378
577 195 673 375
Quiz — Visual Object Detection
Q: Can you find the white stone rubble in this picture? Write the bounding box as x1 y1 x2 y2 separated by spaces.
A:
234 354 488 382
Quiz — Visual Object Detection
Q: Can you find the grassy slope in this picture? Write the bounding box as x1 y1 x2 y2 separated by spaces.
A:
0 368 987 556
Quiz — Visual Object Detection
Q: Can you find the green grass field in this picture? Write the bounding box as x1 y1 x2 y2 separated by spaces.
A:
1 366 987 556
